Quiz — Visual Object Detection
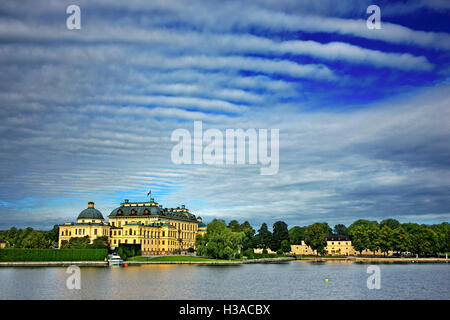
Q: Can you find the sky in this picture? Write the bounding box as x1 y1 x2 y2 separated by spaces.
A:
0 0 449 230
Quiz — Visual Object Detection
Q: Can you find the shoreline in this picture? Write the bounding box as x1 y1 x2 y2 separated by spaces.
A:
296 256 449 263
0 256 448 266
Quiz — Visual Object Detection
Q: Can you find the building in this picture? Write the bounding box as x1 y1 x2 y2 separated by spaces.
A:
290 235 393 256
0 239 7 249
59 198 207 255
59 202 110 247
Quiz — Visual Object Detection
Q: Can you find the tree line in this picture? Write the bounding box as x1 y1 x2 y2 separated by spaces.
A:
0 226 109 249
195 218 450 258
0 226 59 249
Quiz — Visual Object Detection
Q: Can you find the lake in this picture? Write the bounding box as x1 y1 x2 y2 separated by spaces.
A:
0 261 449 299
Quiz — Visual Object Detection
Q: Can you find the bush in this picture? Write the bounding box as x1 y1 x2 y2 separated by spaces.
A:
243 249 254 259
262 248 268 254
276 249 284 255
116 244 141 260
0 248 108 262
187 247 195 253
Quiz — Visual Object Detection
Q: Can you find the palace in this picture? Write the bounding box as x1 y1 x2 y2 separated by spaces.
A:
59 198 207 255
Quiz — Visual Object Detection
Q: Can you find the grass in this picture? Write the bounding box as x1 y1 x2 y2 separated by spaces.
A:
0 248 108 262
296 255 349 259
128 254 292 262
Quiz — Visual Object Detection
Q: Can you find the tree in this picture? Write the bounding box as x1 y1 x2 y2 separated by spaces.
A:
380 219 400 230
367 225 381 255
205 227 243 259
254 223 272 249
333 224 348 236
45 225 60 246
61 236 90 249
349 225 369 254
91 236 109 249
195 234 207 256
240 221 255 251
378 226 392 256
289 226 305 244
228 220 241 232
391 227 411 254
347 219 378 235
409 225 438 256
430 223 450 255
270 221 289 251
304 223 332 255
195 220 244 259
280 239 291 253
207 219 227 234
22 230 48 248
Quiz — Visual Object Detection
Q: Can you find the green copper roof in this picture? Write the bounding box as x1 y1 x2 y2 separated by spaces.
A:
108 204 197 221
198 222 207 229
77 207 104 220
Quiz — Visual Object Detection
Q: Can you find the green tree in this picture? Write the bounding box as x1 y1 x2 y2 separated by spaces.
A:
380 219 400 230
289 226 305 244
409 225 438 256
61 236 91 249
304 223 332 255
280 239 291 253
22 230 48 248
228 220 241 232
254 223 272 249
240 221 255 251
195 220 244 259
391 227 411 254
270 221 289 251
45 225 60 246
367 225 381 255
430 223 450 255
378 226 392 256
349 225 369 254
333 224 348 236
195 234 207 256
91 236 109 249
348 219 378 235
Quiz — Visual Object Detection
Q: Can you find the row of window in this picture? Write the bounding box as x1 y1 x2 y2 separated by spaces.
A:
110 239 179 246
61 228 107 237
110 219 197 231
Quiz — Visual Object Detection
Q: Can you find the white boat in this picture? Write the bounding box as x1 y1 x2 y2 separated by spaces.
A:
108 254 124 266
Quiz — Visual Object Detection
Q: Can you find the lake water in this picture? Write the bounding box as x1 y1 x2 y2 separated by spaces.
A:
0 261 449 300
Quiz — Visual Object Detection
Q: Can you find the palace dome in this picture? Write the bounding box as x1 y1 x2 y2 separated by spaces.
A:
77 202 104 220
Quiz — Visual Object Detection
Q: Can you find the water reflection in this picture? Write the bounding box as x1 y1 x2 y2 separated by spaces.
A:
0 261 448 300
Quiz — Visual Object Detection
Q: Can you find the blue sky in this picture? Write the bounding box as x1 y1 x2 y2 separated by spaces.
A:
0 0 449 230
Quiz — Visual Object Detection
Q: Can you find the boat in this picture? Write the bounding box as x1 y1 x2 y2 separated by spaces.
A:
108 253 124 266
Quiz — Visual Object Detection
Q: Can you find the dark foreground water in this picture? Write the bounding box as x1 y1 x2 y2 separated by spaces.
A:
0 261 449 299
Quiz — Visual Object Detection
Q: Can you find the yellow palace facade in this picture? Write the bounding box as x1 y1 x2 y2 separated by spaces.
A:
59 198 207 255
